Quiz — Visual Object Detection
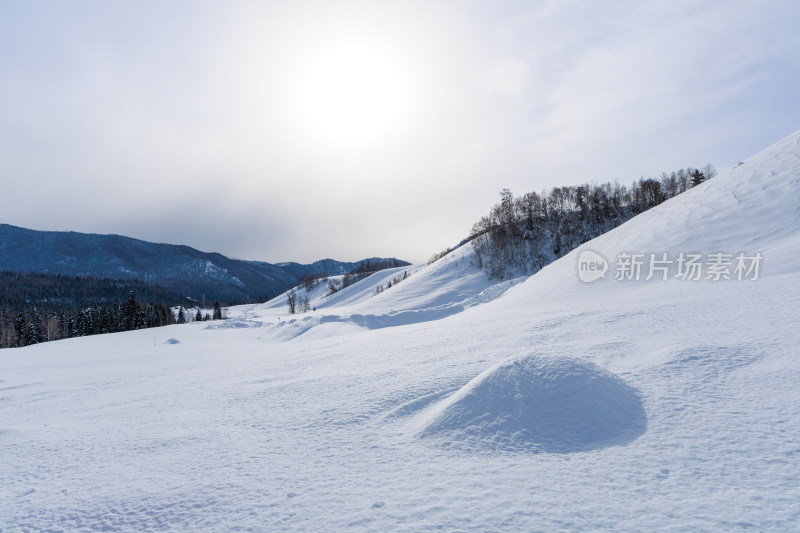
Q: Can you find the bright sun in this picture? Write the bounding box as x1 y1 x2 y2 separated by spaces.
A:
290 42 416 150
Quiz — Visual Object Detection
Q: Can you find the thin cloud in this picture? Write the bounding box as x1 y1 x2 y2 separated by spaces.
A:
1 1 799 264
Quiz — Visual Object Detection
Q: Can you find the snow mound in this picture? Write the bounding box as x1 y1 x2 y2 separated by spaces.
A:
419 354 646 453
164 338 180 344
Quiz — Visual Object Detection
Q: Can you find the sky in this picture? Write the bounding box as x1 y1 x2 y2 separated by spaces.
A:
1 0 799 264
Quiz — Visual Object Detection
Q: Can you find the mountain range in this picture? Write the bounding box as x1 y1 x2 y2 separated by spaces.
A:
0 224 408 303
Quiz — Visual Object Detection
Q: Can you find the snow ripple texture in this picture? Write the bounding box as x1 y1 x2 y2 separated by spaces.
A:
420 354 646 453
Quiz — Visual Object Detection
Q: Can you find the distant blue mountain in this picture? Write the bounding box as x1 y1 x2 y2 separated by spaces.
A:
0 224 408 303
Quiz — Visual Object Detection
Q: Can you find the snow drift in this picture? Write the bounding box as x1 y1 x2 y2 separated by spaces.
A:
419 354 646 453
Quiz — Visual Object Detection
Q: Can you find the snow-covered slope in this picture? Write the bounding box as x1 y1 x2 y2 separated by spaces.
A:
513 130 800 304
247 245 519 340
2 131 800 531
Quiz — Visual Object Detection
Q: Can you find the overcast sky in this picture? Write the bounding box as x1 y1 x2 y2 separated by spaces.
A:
2 1 799 264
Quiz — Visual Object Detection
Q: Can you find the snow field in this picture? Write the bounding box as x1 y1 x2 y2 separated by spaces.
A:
2 130 800 530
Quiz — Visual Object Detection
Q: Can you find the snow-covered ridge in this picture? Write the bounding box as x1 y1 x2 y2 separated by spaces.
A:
233 242 527 340
509 129 800 304
228 130 800 341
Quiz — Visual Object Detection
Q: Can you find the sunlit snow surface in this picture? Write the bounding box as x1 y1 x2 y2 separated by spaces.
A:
418 354 647 453
2 131 800 531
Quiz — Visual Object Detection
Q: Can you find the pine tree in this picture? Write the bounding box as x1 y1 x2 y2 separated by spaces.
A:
14 312 25 347
124 291 138 330
690 169 705 187
213 301 222 320
25 321 39 345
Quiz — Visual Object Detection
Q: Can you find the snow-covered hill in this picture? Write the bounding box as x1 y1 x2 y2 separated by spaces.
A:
247 244 519 340
2 131 799 531
510 130 800 303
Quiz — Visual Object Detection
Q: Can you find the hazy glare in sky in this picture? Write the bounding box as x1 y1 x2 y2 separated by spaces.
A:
1 0 799 263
